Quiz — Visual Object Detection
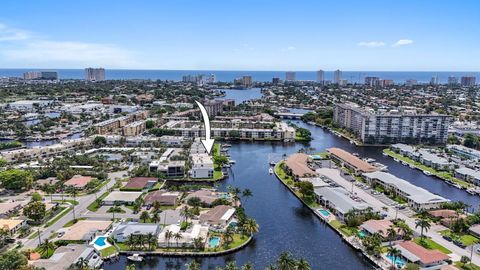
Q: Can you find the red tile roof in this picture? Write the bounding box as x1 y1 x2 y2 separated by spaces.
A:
398 241 449 265
124 177 157 189
327 148 377 173
285 153 316 177
64 176 93 188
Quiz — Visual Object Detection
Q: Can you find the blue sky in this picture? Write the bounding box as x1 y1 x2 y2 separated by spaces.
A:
0 0 479 71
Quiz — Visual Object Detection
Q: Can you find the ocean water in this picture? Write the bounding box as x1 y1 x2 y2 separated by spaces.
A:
0 69 478 84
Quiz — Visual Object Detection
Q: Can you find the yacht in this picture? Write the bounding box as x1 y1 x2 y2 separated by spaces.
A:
423 170 432 176
467 188 476 195
127 254 143 262
408 164 415 169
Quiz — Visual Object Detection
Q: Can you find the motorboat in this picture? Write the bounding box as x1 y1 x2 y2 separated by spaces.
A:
467 188 476 195
269 168 273 174
423 170 432 176
127 254 143 262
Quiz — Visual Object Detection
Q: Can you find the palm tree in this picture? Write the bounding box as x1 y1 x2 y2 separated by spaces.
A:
241 262 253 270
223 227 234 247
140 211 150 223
75 257 89 269
386 227 397 246
152 201 161 213
242 218 259 236
109 206 122 220
145 233 156 250
186 261 201 270
126 264 136 270
415 218 431 238
174 232 183 250
180 206 191 223
241 189 253 205
165 230 173 249
276 252 296 270
295 258 311 270
151 212 160 223
68 187 78 220
387 246 402 270
38 239 55 257
193 237 204 251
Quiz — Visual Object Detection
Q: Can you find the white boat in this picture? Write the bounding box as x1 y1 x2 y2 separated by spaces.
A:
393 158 399 162
423 170 432 176
409 164 415 169
127 254 143 262
467 188 476 195
269 161 276 166
229 160 236 164
382 152 388 156
269 168 273 174
349 140 354 144
401 161 408 166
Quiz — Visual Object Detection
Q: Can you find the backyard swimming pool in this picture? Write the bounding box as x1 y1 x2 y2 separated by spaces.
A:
94 236 107 247
386 255 406 268
318 209 331 217
209 237 221 248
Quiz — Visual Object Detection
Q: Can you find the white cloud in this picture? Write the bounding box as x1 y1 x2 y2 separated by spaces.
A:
357 41 385 48
0 24 30 41
280 46 297 52
392 39 414 47
0 23 137 68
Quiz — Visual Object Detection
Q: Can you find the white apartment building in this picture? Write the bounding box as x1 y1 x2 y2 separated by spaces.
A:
333 103 452 145
189 154 214 179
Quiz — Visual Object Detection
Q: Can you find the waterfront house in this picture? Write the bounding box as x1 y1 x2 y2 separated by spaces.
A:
157 224 209 248
123 177 157 190
314 186 371 221
102 191 143 205
391 143 420 160
185 190 221 206
360 219 400 240
59 220 112 241
0 218 26 234
394 241 449 268
363 171 449 211
144 190 180 206
199 205 235 228
454 167 480 185
284 153 317 179
31 244 103 270
111 222 161 243
327 148 377 175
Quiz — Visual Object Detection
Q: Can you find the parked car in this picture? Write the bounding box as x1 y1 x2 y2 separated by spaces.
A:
442 235 452 241
453 240 466 248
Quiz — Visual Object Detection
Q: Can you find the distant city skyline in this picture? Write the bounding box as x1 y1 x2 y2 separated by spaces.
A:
1 0 480 71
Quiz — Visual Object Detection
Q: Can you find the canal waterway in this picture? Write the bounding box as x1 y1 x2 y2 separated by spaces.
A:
105 89 480 269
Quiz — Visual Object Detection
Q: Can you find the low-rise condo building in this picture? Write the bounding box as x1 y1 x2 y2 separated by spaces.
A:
314 186 372 221
327 147 378 175
363 171 449 211
189 154 214 179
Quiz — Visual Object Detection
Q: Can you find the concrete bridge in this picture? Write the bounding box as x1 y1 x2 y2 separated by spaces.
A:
275 112 304 119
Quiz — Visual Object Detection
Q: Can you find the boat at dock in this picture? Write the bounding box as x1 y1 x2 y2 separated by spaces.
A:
269 168 273 174
467 188 477 195
127 254 143 262
229 159 236 164
423 170 432 176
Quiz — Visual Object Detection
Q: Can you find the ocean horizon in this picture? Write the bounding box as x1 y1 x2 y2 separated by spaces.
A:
1 68 479 84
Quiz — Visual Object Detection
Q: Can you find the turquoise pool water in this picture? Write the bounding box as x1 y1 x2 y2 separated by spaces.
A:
318 209 330 217
386 255 406 268
310 155 322 160
94 236 107 247
209 237 221 248
358 231 366 238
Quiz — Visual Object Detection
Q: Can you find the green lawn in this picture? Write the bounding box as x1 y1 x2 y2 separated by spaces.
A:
329 220 357 237
87 191 110 212
384 149 471 188
63 217 87 227
52 200 78 205
212 143 224 180
413 237 452 254
100 246 118 258
455 262 480 270
439 229 479 246
44 207 70 227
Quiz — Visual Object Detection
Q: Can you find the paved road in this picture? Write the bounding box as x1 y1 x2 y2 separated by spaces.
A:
317 168 480 266
22 170 127 249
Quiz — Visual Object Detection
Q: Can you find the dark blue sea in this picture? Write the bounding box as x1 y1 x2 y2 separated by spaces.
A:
0 69 478 84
